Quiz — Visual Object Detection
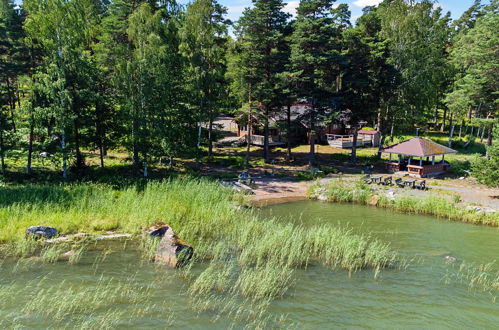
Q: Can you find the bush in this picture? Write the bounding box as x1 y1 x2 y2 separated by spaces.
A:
471 126 499 187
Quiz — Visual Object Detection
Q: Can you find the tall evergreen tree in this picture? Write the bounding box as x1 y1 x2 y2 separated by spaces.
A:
341 5 396 163
290 0 343 166
235 0 290 163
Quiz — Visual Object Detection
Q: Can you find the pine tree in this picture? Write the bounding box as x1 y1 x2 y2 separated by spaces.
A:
235 0 290 163
290 0 343 166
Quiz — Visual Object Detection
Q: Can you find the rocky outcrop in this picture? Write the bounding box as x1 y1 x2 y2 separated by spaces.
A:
147 223 193 267
26 226 58 239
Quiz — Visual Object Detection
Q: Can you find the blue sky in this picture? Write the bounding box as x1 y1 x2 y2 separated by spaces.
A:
211 0 484 22
13 0 484 23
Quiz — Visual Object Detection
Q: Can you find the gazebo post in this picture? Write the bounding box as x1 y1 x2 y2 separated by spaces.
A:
441 154 445 164
419 157 422 166
408 157 411 165
432 156 435 165
389 153 392 161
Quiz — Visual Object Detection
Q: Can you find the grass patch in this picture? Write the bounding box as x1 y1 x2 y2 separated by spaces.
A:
309 179 499 226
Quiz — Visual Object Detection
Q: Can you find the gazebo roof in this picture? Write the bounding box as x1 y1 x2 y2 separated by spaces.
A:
381 137 457 157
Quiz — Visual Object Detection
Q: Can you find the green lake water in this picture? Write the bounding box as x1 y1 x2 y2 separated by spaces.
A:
1 201 498 329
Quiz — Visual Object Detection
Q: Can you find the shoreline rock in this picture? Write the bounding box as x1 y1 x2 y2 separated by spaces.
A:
26 226 58 239
146 223 193 268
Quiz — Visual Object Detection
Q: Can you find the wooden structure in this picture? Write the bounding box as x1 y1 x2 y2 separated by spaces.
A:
381 137 457 177
248 135 285 147
326 130 381 149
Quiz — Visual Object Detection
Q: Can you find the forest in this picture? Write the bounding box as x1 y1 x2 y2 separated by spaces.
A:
0 0 497 183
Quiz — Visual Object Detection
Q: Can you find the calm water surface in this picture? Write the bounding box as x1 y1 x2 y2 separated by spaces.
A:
262 201 499 329
0 201 498 329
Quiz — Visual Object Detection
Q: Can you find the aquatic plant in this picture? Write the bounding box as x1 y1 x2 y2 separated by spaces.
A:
309 179 499 226
0 275 175 329
443 261 499 301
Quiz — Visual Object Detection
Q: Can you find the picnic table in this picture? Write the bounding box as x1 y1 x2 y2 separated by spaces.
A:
402 178 416 188
370 175 383 184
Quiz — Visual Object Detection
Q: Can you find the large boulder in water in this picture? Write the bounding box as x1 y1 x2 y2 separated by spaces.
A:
153 225 193 267
26 226 58 239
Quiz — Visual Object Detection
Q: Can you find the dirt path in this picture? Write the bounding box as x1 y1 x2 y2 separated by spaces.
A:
249 178 310 207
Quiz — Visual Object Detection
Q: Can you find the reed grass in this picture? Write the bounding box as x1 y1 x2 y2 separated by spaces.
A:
443 261 499 301
0 178 399 327
0 275 175 329
309 180 499 226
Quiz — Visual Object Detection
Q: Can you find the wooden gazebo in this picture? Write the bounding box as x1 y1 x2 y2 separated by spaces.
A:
381 137 457 177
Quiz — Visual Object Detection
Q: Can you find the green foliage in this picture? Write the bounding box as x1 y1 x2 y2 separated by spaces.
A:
472 126 499 187
377 0 452 129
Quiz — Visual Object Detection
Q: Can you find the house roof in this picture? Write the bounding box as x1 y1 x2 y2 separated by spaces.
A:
381 137 457 157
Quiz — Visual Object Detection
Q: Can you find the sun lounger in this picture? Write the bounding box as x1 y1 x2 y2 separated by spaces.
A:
363 175 372 184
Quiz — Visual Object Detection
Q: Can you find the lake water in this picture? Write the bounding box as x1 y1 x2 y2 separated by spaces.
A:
1 201 498 329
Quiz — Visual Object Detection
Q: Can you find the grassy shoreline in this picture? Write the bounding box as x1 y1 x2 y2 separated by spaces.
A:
307 179 499 227
0 178 397 323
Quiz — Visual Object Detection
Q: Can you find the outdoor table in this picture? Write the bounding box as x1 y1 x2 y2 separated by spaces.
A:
402 178 416 188
371 175 382 183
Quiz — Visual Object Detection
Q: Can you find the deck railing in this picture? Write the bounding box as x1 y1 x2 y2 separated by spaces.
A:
248 135 284 146
326 134 370 148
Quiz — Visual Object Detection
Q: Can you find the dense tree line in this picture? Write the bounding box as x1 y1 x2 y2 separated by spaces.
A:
0 0 497 177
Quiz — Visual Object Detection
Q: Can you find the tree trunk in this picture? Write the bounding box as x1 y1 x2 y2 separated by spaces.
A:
0 121 5 175
61 127 67 180
487 126 493 146
464 125 474 148
5 78 16 133
27 106 35 175
390 120 395 140
308 109 315 166
351 128 358 164
458 119 463 139
245 87 252 167
286 104 292 161
486 126 493 159
208 116 213 157
376 107 383 132
95 101 105 169
74 118 84 169
263 105 269 163
143 154 148 178
448 113 455 147
433 107 438 129
132 115 140 167
480 126 485 142
440 108 447 132
377 134 386 159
